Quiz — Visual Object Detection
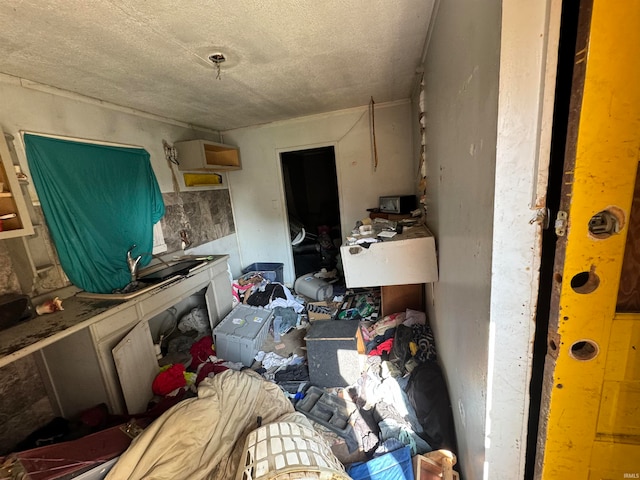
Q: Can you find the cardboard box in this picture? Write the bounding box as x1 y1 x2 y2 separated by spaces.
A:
306 300 341 321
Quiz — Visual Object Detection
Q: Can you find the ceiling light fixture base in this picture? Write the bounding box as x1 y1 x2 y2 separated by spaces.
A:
208 53 227 80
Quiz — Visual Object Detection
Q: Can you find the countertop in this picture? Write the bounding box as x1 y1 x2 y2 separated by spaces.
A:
0 255 228 368
343 222 434 246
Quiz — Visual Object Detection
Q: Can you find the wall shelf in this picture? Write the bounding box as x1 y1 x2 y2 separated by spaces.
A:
0 132 34 239
175 139 241 172
183 172 223 187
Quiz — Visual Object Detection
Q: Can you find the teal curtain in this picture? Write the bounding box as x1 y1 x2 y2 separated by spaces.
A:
24 134 165 293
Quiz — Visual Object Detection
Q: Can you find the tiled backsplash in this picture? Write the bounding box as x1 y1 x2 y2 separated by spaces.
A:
0 189 235 297
161 190 235 252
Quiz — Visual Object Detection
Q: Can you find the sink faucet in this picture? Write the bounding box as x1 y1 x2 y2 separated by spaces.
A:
126 245 142 283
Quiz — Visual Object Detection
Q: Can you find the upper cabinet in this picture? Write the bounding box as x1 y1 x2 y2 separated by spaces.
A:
0 133 34 239
175 140 241 172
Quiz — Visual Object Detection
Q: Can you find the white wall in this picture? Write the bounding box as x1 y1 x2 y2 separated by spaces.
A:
0 74 241 271
222 101 416 285
420 0 500 478
420 1 557 479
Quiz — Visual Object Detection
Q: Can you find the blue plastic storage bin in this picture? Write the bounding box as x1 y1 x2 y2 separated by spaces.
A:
346 446 414 480
242 262 284 283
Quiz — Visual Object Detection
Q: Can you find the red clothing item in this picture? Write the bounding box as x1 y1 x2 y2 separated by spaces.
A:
152 364 187 396
368 338 394 356
190 336 216 370
195 361 229 386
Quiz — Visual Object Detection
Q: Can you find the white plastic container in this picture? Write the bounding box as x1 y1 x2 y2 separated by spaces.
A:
235 421 350 480
294 274 333 301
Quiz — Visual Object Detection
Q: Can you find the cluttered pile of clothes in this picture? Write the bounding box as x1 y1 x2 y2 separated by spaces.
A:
148 271 458 478
290 307 458 468
351 307 457 454
232 271 305 328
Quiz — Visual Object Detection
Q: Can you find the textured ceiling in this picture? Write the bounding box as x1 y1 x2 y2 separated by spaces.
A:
0 1 434 131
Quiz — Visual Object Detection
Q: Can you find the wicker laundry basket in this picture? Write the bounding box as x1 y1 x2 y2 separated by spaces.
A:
235 421 351 480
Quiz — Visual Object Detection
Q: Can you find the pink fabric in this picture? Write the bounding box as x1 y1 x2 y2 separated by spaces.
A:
373 312 406 336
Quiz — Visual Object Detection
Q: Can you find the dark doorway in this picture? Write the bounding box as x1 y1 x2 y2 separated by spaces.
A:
280 146 341 279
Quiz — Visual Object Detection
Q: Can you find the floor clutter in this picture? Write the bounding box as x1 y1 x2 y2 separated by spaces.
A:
1 263 458 480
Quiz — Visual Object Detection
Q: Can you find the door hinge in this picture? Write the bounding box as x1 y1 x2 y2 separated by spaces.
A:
555 211 568 236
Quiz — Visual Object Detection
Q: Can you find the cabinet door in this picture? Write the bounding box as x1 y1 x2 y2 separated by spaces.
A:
40 329 109 418
0 132 34 238
112 321 158 415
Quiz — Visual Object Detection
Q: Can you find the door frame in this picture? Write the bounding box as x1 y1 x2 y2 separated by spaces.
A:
275 141 342 284
484 0 563 478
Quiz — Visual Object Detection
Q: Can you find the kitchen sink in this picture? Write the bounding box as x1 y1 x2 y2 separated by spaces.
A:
76 259 209 301
76 277 177 300
137 260 203 283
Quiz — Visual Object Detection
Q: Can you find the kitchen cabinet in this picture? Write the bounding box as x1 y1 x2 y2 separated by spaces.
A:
175 139 241 171
39 257 233 417
0 132 34 239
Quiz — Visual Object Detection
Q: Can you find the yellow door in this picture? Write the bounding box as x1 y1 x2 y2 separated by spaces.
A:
536 0 640 478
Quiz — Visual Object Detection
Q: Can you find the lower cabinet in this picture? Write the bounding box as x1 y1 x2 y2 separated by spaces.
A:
39 258 233 417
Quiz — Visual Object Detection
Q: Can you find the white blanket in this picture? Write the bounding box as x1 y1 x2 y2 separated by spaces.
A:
106 369 295 480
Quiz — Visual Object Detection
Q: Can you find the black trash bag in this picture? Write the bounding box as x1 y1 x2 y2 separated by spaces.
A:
388 324 413 373
405 361 458 452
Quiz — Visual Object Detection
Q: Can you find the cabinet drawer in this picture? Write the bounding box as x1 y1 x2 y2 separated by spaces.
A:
91 306 138 340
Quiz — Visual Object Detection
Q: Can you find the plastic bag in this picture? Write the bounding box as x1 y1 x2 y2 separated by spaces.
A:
178 307 209 333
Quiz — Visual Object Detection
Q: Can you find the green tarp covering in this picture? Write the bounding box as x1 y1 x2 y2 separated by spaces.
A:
24 134 165 293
